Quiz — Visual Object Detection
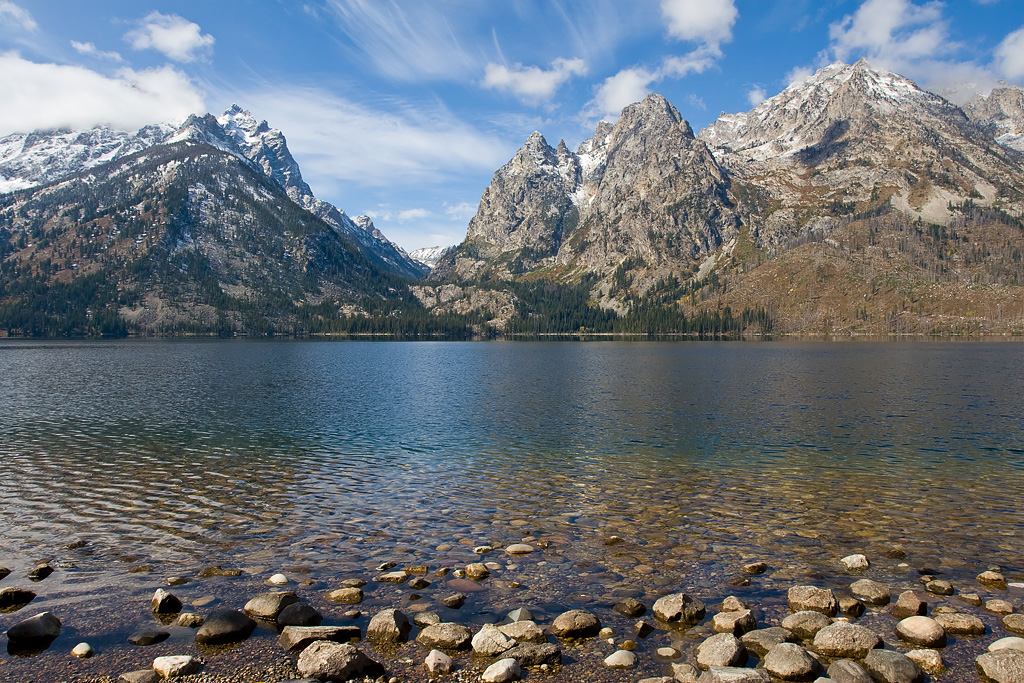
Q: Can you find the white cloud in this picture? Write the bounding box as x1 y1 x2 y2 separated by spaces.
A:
71 41 123 62
662 44 721 78
397 208 430 222
590 67 660 119
829 0 947 67
0 1 36 32
125 12 214 63
995 26 1024 81
483 57 587 103
0 52 205 134
747 86 767 106
660 0 737 48
786 65 815 88
444 201 477 220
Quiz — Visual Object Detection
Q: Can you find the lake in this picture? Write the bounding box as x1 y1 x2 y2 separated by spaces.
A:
0 340 1022 681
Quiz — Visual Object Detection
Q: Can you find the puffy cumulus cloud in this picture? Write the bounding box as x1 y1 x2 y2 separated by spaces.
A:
589 66 659 119
747 86 767 106
0 0 36 32
71 41 123 62
0 52 205 134
829 0 947 67
483 57 587 103
660 0 737 48
995 26 1024 81
125 12 214 63
785 65 815 88
397 208 430 222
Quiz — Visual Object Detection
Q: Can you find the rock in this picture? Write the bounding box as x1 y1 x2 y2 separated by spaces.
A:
27 564 53 580
128 630 169 646
599 626 615 638
673 662 702 682
696 633 747 669
72 642 93 658
812 622 882 659
367 609 411 643
904 649 944 675
503 642 561 667
986 599 1015 615
641 678 677 683
961 592 984 606
891 591 927 619
499 620 546 644
977 650 1024 683
119 671 161 683
614 597 647 617
326 588 363 604
604 649 637 668
194 609 257 644
979 570 1008 588
483 657 522 682
551 609 602 638
243 591 299 620
376 570 409 584
0 567 9 581
838 595 865 618
763 642 820 681
425 649 452 674
742 562 768 575
198 565 241 578
176 613 203 628
713 609 757 636
280 625 362 651
782 611 832 640
990 637 1024 652
465 563 490 580
473 624 517 656
934 612 986 636
653 593 707 625
697 667 770 683
7 612 61 641
1004 614 1024 634
296 641 384 681
408 577 430 590
152 655 201 678
416 622 472 650
721 596 746 612
863 649 923 683
268 572 289 585
506 544 535 555
166 576 189 586
827 659 873 683
840 554 870 571
925 579 954 596
505 607 532 622
659 646 682 658
635 619 656 638
0 586 36 608
741 627 798 657
278 602 323 627
788 586 838 616
440 593 466 608
339 578 367 588
894 616 945 648
151 588 182 614
849 579 890 606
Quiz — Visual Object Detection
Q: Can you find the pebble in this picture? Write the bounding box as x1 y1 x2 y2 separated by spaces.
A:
71 642 93 658
894 616 946 648
840 554 870 571
657 646 681 658
483 657 522 682
268 573 289 585
152 655 201 678
424 649 452 674
604 649 637 668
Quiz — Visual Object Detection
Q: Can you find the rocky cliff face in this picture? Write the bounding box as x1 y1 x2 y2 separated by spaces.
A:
964 86 1024 153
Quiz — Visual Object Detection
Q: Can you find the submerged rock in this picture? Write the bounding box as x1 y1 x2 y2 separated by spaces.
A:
194 610 256 645
551 609 601 638
7 612 61 641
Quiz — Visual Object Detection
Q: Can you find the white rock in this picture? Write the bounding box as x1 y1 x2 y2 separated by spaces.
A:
604 649 638 668
71 642 93 658
482 657 522 683
153 655 201 678
990 637 1024 652
268 573 289 585
472 624 517 656
506 544 535 554
424 649 452 674
840 554 870 570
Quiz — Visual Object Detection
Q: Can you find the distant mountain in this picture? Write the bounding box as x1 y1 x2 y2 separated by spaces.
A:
963 86 1024 153
410 245 454 268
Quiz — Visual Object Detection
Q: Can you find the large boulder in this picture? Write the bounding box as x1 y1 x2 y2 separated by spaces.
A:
696 633 747 669
550 609 601 638
894 616 945 648
243 591 299 620
297 641 385 682
788 586 837 616
762 643 820 681
812 621 883 659
416 622 472 651
653 593 707 625
7 612 61 641
977 650 1024 683
195 609 256 645
863 649 924 683
366 608 411 642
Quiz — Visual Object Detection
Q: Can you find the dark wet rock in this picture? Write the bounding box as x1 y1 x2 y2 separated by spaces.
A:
153 656 201 678
417 622 472 650
696 633 747 670
788 586 838 616
244 591 299 620
615 597 647 617
440 593 466 609
827 659 873 683
0 586 35 608
0 567 9 581
635 619 656 638
1003 613 1024 634
977 650 1024 683
978 571 1008 589
503 642 561 666
654 593 707 625
712 609 757 635
925 580 954 596
128 630 169 646
297 641 384 682
326 588 363 604
198 565 242 578
895 616 945 648
551 609 602 638
849 579 890 606
7 611 61 641
891 591 927 619
812 622 882 659
279 625 362 651
195 609 257 644
278 602 323 627
118 670 162 683
367 608 411 642
473 624 517 656
863 649 924 683
838 595 865 618
763 642 820 681
934 612 986 636
151 588 182 614
408 577 431 590
741 627 798 657
26 564 53 581
742 562 768 575
499 620 546 643
697 666 770 683
782 611 832 640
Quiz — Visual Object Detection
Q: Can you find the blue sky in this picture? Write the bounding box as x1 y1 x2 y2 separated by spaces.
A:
1 1 1022 252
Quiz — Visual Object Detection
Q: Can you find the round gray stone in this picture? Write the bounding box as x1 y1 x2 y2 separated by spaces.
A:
763 642 820 681
894 616 945 648
696 633 747 670
550 609 601 638
812 621 882 659
863 649 924 683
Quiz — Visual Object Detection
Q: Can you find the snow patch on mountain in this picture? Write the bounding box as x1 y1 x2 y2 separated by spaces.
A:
410 245 455 268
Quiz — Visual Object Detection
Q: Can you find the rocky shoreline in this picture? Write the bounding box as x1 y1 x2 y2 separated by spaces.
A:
1 546 1023 683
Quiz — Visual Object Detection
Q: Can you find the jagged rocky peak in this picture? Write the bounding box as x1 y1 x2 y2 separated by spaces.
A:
964 86 1024 152
615 93 694 139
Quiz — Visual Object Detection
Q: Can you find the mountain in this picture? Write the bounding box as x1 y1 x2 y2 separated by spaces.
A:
410 245 454 268
964 86 1024 153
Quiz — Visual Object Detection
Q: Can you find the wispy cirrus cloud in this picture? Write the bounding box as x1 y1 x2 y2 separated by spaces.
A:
71 40 123 62
125 12 214 63
0 0 36 33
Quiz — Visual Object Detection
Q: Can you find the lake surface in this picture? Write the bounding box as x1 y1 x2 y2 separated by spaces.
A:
0 340 1022 681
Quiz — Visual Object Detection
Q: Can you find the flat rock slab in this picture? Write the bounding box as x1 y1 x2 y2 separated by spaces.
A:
503 642 561 667
195 609 256 645
153 655 201 678
296 641 384 682
279 625 362 651
128 630 169 646
788 586 838 616
977 650 1024 683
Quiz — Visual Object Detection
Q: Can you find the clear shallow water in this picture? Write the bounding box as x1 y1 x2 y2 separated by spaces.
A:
0 340 1023 680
